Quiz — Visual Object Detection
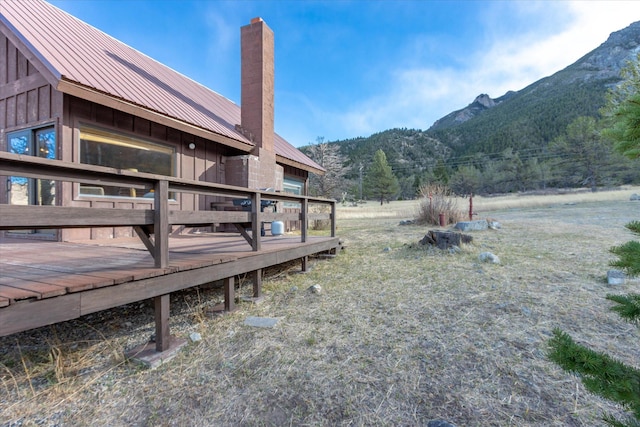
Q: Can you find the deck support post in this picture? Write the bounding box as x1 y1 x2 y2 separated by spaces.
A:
252 269 262 297
154 294 171 352
224 276 235 312
301 255 308 272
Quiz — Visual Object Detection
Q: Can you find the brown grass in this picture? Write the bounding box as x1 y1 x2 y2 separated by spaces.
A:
2 189 640 426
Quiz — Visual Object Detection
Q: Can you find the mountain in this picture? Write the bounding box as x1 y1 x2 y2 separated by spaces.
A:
323 20 640 181
425 20 640 159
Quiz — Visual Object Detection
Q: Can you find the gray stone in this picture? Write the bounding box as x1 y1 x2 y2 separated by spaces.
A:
487 220 501 230
630 193 640 201
428 421 456 427
244 316 280 328
479 252 500 264
399 219 415 226
308 284 322 294
455 220 488 231
383 247 392 252
607 269 626 285
189 332 202 342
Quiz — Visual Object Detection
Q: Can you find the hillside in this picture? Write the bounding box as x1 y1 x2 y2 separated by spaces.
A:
325 20 640 177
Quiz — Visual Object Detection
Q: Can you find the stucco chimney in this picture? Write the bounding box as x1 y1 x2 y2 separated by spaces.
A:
241 17 274 153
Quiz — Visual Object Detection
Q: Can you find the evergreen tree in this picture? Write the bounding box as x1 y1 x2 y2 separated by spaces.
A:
549 116 614 192
548 61 640 427
364 149 399 205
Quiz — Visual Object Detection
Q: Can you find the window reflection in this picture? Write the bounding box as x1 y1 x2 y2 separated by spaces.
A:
78 126 175 198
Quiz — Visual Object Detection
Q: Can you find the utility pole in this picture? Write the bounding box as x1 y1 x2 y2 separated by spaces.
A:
358 163 363 200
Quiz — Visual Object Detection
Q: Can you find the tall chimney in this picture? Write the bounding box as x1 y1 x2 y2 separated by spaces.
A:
241 17 274 153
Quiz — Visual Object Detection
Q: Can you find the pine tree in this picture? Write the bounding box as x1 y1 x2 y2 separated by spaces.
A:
364 149 399 205
548 60 640 427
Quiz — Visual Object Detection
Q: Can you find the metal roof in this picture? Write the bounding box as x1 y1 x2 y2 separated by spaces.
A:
0 0 324 174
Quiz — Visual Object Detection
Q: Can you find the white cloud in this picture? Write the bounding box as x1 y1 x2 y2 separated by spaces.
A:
331 0 640 140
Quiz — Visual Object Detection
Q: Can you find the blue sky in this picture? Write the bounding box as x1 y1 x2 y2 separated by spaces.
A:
49 0 640 147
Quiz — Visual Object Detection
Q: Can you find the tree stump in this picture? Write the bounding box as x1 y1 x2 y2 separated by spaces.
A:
419 230 472 250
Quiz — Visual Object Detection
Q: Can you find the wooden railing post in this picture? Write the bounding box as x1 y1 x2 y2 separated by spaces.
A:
330 201 336 238
251 192 261 251
301 198 308 243
154 180 169 268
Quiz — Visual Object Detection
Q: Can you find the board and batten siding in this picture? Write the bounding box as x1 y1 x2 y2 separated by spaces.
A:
61 96 236 241
0 33 63 210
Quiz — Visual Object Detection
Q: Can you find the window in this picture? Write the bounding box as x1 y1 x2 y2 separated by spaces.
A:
283 177 304 208
6 126 57 235
7 126 56 206
79 126 175 197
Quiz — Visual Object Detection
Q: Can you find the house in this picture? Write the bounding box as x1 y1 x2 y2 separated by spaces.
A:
0 0 341 359
0 0 323 242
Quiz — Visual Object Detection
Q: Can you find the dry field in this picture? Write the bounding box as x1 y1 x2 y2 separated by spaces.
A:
2 188 640 426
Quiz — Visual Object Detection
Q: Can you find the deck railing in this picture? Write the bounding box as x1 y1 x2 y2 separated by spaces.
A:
0 151 336 268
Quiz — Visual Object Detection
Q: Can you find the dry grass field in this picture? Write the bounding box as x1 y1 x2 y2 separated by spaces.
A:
2 187 640 426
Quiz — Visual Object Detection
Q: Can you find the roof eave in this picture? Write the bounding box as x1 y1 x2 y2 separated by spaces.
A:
276 154 325 176
57 78 254 153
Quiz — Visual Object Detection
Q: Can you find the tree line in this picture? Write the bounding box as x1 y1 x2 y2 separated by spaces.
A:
300 58 640 201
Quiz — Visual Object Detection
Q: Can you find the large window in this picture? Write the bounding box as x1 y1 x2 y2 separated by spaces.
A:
79 126 175 197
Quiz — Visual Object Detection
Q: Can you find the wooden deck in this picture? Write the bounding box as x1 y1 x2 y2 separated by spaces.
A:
0 152 340 357
0 233 340 337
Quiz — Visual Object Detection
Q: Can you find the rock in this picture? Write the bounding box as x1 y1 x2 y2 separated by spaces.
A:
630 193 640 201
308 284 322 294
399 219 415 226
244 316 280 328
455 220 488 231
487 220 501 230
428 420 456 427
479 252 500 264
607 269 625 285
189 332 202 342
383 247 392 252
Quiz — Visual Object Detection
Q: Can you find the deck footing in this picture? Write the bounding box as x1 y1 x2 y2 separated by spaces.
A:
126 336 188 369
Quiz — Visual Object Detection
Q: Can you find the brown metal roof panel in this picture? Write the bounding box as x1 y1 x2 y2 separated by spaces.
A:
1 0 249 144
274 133 324 173
2 0 322 172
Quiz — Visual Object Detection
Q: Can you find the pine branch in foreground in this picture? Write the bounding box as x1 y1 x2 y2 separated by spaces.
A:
606 294 640 324
548 328 640 426
610 240 640 277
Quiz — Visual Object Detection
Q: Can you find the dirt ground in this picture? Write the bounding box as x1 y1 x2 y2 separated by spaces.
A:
2 197 640 426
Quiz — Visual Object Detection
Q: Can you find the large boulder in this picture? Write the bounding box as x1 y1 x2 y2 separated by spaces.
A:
455 220 489 231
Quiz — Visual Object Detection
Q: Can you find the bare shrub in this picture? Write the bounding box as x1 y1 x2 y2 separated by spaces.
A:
310 203 331 230
415 183 465 225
